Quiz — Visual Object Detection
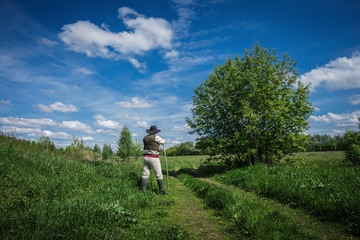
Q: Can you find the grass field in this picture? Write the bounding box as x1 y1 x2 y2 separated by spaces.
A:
1 134 360 239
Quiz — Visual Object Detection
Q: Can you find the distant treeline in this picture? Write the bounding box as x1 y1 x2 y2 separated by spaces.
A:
305 131 359 152
165 130 360 156
3 129 359 160
163 141 204 156
0 133 116 161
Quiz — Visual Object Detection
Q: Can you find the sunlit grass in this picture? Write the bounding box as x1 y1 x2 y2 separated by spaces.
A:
161 155 208 173
280 151 347 168
212 158 360 235
179 173 317 239
0 134 192 239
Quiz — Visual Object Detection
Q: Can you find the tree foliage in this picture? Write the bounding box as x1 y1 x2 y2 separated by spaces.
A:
102 144 113 160
186 43 314 166
93 144 101 154
345 117 360 165
305 134 338 151
38 136 56 151
132 140 143 160
117 125 133 161
304 131 360 152
166 141 201 156
65 136 95 160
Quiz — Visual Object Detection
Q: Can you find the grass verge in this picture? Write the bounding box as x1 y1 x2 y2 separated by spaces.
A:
179 173 317 239
0 135 192 239
212 161 360 235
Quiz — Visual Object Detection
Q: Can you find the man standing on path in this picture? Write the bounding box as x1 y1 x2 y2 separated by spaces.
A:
142 125 168 195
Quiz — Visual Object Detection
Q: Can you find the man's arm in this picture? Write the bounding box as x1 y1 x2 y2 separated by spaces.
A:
155 135 166 145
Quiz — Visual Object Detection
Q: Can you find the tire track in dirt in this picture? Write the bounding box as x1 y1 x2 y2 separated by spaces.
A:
197 177 359 240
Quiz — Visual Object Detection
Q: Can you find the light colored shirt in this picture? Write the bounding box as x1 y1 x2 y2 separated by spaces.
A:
143 135 166 155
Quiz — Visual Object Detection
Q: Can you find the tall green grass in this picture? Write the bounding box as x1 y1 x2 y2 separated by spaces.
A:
0 135 190 239
213 163 360 235
165 155 208 173
179 173 317 239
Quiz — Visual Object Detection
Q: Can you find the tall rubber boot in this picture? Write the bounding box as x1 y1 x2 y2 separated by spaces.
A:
142 178 148 192
157 179 168 195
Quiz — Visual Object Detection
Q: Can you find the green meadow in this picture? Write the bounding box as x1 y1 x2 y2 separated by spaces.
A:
1 134 360 239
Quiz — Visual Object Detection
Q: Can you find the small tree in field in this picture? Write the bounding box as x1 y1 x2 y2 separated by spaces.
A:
93 144 101 154
117 125 133 161
186 43 314 166
102 144 113 160
132 140 143 161
345 117 360 165
92 143 102 160
38 136 56 151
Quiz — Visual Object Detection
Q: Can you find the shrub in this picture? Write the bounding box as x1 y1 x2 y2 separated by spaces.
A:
346 143 360 165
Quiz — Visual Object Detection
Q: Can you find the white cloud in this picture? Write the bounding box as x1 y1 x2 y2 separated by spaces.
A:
146 55 213 85
164 50 179 59
94 115 122 129
150 70 177 84
37 37 58 47
95 129 118 136
350 95 360 105
37 102 79 112
168 55 214 71
26 130 72 140
41 130 72 139
170 0 196 38
171 0 195 5
0 117 94 139
0 116 57 128
310 111 360 127
42 89 55 94
78 67 94 75
100 23 110 31
170 140 181 145
59 120 93 133
300 52 360 91
82 136 95 141
58 7 173 71
128 57 146 73
332 129 346 135
117 115 141 121
135 120 148 128
0 100 12 105
115 97 153 108
172 124 191 132
0 126 42 134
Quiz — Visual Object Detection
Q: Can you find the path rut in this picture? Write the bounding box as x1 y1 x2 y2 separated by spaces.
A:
163 176 234 240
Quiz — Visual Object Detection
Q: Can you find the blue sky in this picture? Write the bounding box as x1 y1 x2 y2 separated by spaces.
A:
0 0 359 150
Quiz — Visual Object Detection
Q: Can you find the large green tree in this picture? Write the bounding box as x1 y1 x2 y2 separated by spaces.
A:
186 43 314 166
117 125 134 161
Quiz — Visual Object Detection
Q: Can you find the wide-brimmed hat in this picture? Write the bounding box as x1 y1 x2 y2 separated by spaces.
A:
146 125 161 134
